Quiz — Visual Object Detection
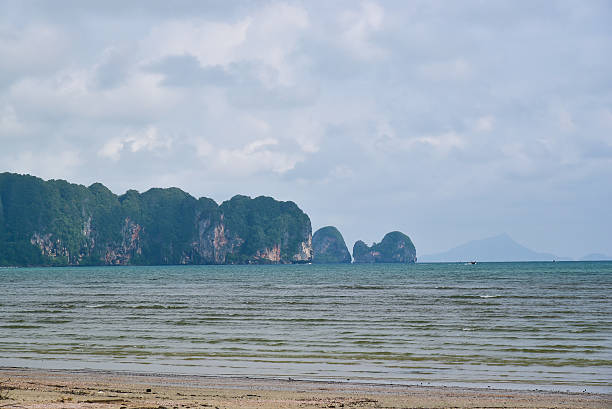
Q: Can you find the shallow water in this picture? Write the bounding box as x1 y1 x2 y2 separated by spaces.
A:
1 262 611 392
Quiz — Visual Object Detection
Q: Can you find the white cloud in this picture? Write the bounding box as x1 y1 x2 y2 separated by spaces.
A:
196 137 302 176
558 109 576 132
2 150 82 180
127 126 171 152
236 3 309 86
474 115 495 132
418 58 471 81
330 164 354 180
98 138 125 161
9 68 178 122
339 1 385 60
145 19 250 68
218 139 300 174
98 126 171 161
0 23 68 81
144 3 309 86
411 131 465 152
291 116 323 153
371 121 465 155
244 137 278 153
243 115 270 134
193 138 214 157
0 104 24 136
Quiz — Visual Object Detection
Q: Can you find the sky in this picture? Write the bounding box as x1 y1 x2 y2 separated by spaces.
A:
1 0 611 259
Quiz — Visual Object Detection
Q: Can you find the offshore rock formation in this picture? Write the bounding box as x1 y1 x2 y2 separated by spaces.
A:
312 226 351 264
0 173 312 266
353 231 416 263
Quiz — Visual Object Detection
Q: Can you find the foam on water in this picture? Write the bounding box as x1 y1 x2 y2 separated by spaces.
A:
0 262 611 392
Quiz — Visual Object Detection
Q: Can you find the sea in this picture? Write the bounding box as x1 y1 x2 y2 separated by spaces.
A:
1 262 611 392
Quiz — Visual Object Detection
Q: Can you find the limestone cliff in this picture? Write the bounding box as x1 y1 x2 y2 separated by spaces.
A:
312 226 351 264
218 195 312 264
0 172 313 266
104 218 143 265
353 231 417 263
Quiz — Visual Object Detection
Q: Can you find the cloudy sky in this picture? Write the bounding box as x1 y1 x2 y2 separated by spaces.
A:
1 1 611 258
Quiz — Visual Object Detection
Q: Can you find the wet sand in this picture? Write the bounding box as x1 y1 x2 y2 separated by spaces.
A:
0 367 610 409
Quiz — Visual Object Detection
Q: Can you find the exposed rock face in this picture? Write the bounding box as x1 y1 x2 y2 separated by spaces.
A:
219 195 312 264
0 172 313 266
293 236 313 262
185 211 243 265
312 226 351 264
352 240 374 263
353 231 416 263
254 244 281 263
30 232 70 260
104 218 143 265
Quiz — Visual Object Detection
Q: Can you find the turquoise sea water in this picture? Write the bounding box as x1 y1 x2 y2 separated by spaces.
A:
1 262 611 392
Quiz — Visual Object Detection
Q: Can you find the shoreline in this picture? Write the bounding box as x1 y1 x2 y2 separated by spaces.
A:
1 367 610 408
0 363 608 394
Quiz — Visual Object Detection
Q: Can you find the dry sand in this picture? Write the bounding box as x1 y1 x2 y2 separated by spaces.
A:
0 367 610 409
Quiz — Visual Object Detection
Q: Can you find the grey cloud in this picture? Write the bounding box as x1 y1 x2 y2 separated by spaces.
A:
2 0 250 22
582 140 612 159
94 46 137 90
147 55 233 87
226 82 318 110
1 0 611 258
148 55 318 109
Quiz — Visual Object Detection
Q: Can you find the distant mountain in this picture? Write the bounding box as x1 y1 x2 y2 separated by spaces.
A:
580 253 612 261
420 233 563 262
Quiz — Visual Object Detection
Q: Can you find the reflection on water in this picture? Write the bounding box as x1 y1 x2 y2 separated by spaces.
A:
1 262 611 392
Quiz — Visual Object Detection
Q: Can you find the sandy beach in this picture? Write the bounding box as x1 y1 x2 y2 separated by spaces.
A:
0 368 610 409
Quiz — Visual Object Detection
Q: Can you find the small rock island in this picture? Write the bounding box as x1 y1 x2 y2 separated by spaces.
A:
353 231 417 263
312 226 352 264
